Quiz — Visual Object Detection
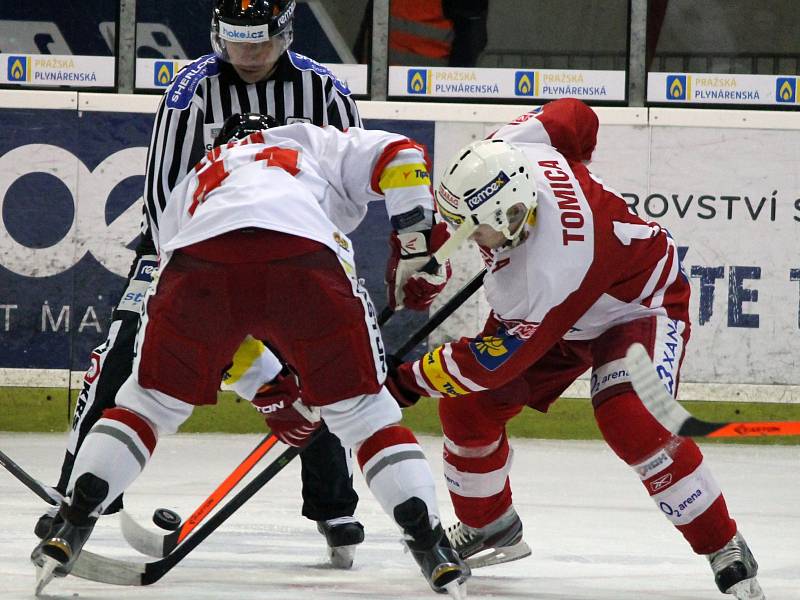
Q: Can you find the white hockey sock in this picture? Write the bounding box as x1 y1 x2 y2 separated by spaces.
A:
68 407 158 514
356 425 440 526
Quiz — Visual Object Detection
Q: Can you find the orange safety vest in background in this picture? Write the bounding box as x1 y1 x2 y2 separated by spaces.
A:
389 0 454 66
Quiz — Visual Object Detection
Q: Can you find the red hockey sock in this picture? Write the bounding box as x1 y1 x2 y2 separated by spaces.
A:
595 392 736 554
442 434 513 528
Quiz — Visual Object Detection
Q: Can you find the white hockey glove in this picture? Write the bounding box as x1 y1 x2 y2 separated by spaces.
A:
385 221 452 311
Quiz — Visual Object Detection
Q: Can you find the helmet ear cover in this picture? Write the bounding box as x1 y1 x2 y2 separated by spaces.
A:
435 139 537 244
213 112 280 147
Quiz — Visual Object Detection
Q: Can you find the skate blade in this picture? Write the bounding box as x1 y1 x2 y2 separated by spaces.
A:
465 540 531 569
328 544 357 569
34 555 60 596
442 578 467 600
727 577 765 600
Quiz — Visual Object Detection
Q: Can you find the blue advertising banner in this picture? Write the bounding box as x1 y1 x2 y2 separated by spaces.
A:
0 1 116 56
0 109 435 372
0 109 151 370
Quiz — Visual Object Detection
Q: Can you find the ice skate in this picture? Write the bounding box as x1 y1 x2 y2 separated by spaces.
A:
707 530 765 599
31 511 98 594
34 504 60 540
446 505 531 569
30 474 107 594
317 516 365 569
394 497 470 597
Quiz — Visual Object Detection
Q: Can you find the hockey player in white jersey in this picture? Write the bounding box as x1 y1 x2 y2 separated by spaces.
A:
388 101 764 599
31 115 468 598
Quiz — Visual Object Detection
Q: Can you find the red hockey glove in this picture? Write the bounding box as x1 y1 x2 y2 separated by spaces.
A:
386 221 452 311
251 370 321 447
384 355 422 408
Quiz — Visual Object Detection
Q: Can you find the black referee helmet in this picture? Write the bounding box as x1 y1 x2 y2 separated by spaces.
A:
211 0 296 61
213 112 281 147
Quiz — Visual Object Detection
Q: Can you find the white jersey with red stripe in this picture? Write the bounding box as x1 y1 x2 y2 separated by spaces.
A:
403 142 691 398
158 123 433 259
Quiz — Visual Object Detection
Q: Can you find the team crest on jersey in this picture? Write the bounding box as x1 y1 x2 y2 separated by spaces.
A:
465 171 510 210
288 52 351 96
469 327 524 371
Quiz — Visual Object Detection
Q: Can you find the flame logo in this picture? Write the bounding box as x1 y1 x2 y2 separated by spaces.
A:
410 71 426 93
10 59 24 80
779 80 793 101
157 64 172 85
669 78 684 98
517 74 531 95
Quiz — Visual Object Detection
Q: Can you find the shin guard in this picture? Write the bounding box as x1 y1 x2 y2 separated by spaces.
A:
595 392 736 554
67 407 158 515
442 434 514 529
357 425 439 524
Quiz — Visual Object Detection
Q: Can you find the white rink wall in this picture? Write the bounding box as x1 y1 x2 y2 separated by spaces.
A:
0 90 798 403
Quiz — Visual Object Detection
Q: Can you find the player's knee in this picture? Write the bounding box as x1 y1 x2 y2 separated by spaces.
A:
115 377 194 435
439 391 506 449
321 387 402 448
355 424 420 473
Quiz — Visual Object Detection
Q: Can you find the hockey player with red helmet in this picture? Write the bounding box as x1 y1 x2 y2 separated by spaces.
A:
388 99 765 599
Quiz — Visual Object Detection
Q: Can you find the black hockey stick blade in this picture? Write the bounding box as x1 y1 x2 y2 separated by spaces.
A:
72 443 302 585
625 343 800 438
119 433 280 558
0 448 63 505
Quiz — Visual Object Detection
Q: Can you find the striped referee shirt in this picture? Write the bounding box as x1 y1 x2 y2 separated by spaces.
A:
140 50 362 250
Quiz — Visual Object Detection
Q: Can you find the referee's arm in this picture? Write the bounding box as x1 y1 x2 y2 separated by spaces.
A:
324 78 363 130
142 94 207 235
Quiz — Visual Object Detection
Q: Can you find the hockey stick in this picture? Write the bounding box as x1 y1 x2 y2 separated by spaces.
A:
392 268 486 358
71 443 302 586
70 271 488 585
119 269 487 559
118 276 410 557
119 433 280 557
0 448 63 505
625 343 800 438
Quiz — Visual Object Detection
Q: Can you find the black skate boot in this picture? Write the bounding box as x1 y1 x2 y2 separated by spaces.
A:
446 505 531 568
707 530 765 599
34 505 62 540
394 497 470 598
35 494 122 540
316 516 365 569
30 474 109 595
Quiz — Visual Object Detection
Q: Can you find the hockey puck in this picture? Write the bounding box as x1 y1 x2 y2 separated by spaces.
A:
152 508 182 531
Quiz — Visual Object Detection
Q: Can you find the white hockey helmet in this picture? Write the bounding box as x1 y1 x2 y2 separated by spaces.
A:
435 139 536 244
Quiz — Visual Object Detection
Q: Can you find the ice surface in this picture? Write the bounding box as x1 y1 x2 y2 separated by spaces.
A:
1 433 797 599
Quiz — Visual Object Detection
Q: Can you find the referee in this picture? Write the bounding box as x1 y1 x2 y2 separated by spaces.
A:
38 0 366 568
